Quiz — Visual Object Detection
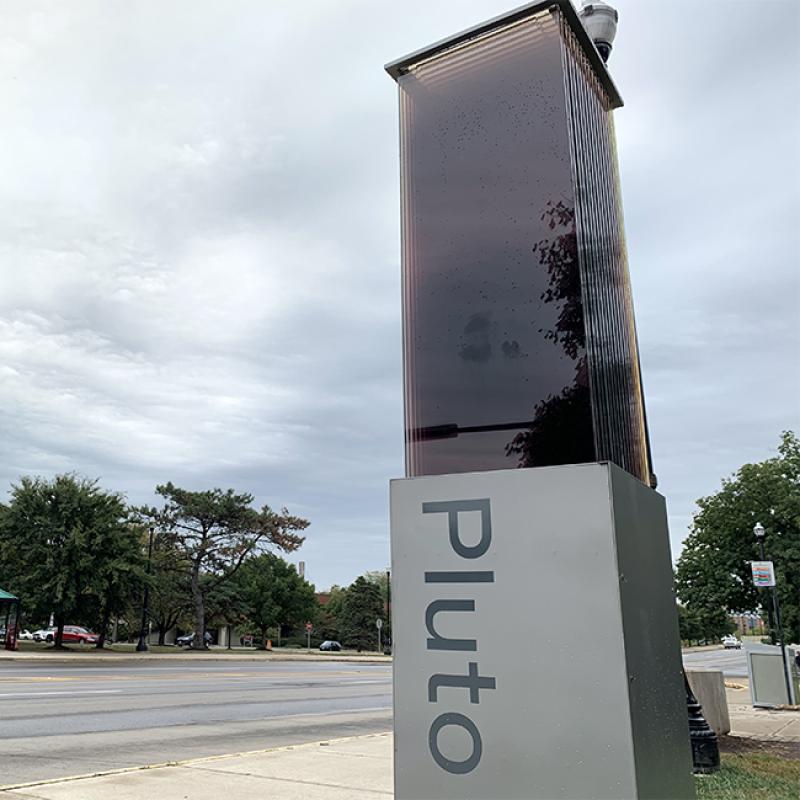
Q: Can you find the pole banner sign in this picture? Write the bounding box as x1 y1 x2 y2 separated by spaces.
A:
751 561 776 587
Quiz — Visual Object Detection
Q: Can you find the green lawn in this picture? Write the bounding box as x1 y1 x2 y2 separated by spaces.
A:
696 754 800 799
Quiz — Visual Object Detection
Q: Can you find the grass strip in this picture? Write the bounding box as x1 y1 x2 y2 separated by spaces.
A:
695 753 800 799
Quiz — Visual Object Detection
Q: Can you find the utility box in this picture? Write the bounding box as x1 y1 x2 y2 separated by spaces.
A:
746 644 800 707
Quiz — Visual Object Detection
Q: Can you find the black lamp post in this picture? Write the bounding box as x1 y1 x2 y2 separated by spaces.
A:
684 672 720 774
384 570 391 654
136 526 155 653
753 522 793 703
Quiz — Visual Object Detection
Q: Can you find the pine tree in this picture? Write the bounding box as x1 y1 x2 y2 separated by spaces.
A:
340 576 384 651
135 483 308 649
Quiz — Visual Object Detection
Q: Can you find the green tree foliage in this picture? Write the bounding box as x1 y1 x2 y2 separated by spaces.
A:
340 576 384 651
233 553 317 648
677 603 733 646
136 483 308 649
91 523 147 648
147 536 192 646
318 585 346 641
363 569 391 643
675 432 800 643
0 474 143 648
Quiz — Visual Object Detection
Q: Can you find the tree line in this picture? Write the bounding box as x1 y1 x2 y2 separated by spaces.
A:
6 432 792 651
0 475 389 651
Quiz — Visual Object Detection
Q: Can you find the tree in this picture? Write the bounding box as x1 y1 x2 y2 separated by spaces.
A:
234 553 317 648
0 474 141 648
363 569 391 644
677 603 733 646
340 576 384 651
675 431 800 643
318 584 346 641
90 523 147 648
147 538 192 646
135 483 308 650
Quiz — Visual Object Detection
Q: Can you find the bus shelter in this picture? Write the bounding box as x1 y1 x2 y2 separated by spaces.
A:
1 587 20 651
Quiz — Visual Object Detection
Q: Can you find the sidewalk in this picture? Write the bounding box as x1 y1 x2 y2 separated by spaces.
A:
726 680 800 741
0 734 394 799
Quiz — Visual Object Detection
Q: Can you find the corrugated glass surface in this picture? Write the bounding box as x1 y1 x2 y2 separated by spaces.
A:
398 10 596 477
560 16 651 484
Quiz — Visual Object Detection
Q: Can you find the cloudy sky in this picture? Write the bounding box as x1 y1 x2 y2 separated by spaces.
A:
1 0 798 590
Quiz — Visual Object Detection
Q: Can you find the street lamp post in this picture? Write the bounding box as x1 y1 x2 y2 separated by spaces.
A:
754 522 777 644
136 526 155 653
753 522 793 703
385 569 391 654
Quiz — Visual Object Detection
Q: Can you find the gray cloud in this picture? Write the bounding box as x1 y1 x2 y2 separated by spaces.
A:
0 0 797 588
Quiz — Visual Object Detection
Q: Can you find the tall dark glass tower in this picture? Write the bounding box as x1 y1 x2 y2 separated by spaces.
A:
387 0 653 486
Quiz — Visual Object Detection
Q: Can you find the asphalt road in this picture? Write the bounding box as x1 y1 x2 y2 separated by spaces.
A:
682 647 748 677
0 660 392 787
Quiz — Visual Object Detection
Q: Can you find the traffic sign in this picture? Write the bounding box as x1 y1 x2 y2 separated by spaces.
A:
305 622 313 631
376 618 383 630
751 561 776 587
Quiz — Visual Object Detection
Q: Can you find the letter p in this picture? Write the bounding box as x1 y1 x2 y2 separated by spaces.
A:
422 499 491 559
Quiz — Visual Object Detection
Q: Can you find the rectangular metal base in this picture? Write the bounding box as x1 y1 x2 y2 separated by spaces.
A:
390 462 694 799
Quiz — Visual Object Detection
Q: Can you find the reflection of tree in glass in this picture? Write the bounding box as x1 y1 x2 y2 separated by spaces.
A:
506 201 595 467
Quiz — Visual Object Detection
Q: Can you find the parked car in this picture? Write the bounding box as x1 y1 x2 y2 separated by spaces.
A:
31 626 98 644
2 629 34 641
32 628 56 642
722 635 742 649
177 631 212 648
61 626 99 645
319 640 342 652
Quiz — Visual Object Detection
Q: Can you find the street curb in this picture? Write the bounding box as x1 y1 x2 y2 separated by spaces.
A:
0 732 392 793
0 653 391 665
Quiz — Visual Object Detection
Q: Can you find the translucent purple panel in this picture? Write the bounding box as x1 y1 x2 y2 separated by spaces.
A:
399 11 594 477
561 18 650 484
397 8 650 484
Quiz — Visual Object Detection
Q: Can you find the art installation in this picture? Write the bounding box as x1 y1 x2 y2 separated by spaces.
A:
387 2 699 797
390 0 653 488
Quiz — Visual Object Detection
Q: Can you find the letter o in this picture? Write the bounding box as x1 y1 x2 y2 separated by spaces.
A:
428 712 482 774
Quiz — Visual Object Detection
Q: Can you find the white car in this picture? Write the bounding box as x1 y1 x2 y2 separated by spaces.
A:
17 629 34 640
722 635 742 649
32 628 56 643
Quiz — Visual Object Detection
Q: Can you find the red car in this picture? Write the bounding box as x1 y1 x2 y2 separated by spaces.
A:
61 626 99 645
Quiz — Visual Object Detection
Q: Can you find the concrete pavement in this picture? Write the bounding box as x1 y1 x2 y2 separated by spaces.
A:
726 680 800 742
0 733 393 799
4 699 800 800
2 685 798 799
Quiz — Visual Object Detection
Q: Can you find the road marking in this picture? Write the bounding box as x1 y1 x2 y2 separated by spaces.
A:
0 689 123 698
0 669 389 684
343 680 392 685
